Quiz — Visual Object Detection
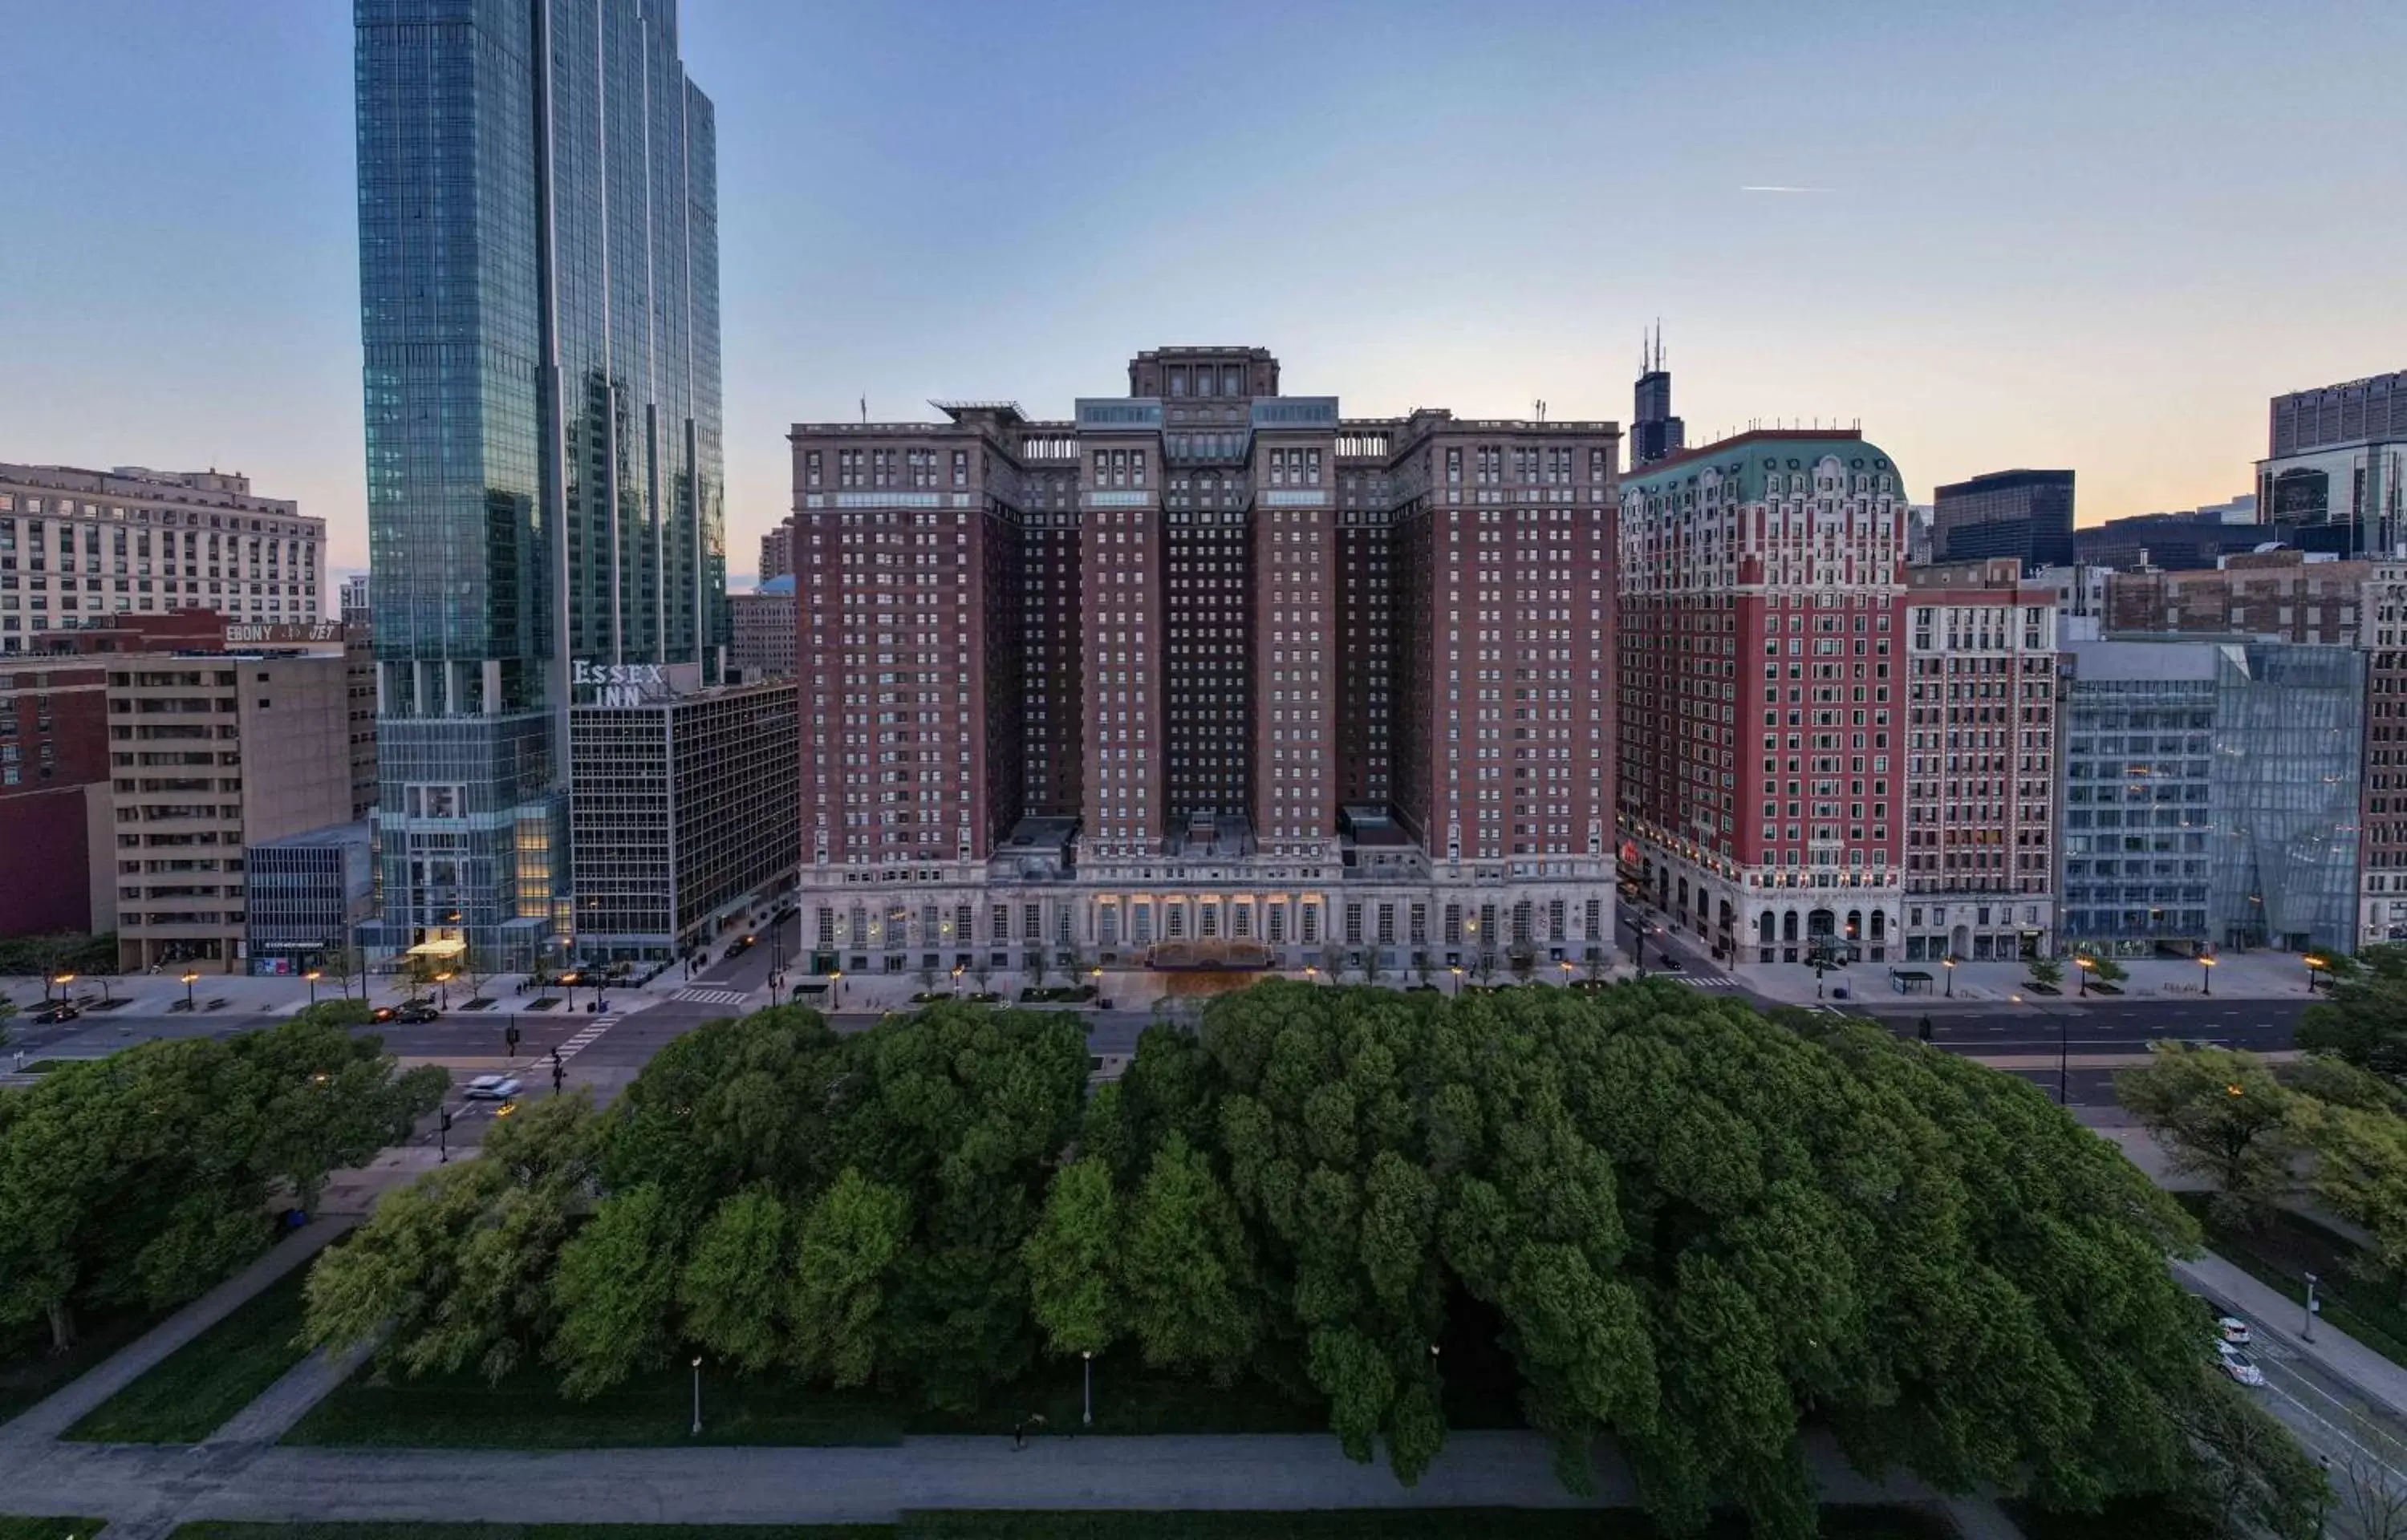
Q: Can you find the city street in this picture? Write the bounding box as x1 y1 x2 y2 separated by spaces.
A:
2 912 2320 1119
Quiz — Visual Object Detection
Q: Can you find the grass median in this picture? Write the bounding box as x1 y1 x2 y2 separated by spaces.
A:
0 1522 104 1540
65 1264 316 1443
2174 1191 2407 1367
167 1510 1951 1539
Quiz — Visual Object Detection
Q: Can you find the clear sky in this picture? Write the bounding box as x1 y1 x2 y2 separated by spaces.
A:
2 0 2401 578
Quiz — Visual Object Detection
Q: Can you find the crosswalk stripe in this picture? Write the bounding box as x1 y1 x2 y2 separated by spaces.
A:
676 987 751 1007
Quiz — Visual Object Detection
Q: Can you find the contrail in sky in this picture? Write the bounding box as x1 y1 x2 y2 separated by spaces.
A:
1740 184 1834 193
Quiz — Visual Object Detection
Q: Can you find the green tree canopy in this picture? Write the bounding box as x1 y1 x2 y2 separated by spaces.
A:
2115 1043 2297 1222
0 1011 445 1352
297 982 2261 1539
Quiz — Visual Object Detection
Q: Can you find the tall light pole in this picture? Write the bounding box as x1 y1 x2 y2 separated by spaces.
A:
690 1356 704 1436
305 969 323 1007
1082 1348 1094 1427
181 970 199 1013
2200 954 2215 997
2304 954 2328 994
1942 956 1956 999
50 971 75 1005
1449 965 1463 996
2074 954 2094 997
2012 993 2070 1104
2304 1271 2320 1343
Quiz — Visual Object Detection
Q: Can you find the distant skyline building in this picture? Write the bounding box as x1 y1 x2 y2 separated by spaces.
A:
2259 370 2406 556
0 464 323 650
2073 502 2275 572
729 577 795 679
1627 326 1684 470
789 344 1619 976
1618 429 1909 968
2105 550 2368 646
355 0 726 966
760 517 794 584
1931 468 2075 570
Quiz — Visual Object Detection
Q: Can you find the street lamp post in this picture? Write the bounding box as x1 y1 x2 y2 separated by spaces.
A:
1942 957 1956 999
2304 954 2328 994
830 969 844 1007
1082 1348 1094 1426
561 971 578 1013
305 969 323 1007
435 971 453 1010
1304 965 1317 987
2200 954 2215 996
1449 965 1463 996
1559 959 1573 988
691 1356 704 1436
50 972 75 1005
2013 993 2070 1104
181 970 199 1013
2074 954 2094 997
2304 1271 2320 1343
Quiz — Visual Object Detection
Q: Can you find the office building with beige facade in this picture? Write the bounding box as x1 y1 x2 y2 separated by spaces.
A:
105 646 354 972
0 464 324 651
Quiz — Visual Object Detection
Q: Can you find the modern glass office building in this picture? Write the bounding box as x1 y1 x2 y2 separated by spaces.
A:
2062 638 2362 955
355 0 725 964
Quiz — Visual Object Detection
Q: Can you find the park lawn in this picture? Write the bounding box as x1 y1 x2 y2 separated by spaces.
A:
286 1347 1360 1449
173 1528 883 1540
0 1522 104 1540
0 1303 176 1428
165 1513 1950 1540
281 1358 907 1449
910 1510 1953 1538
65 1262 316 1443
2001 1496 2214 1540
2174 1192 2407 1367
285 1339 1532 1449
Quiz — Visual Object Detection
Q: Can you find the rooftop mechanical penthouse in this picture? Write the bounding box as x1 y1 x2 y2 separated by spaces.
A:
789 346 1622 978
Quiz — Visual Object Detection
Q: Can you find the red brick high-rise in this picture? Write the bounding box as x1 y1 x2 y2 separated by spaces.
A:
1618 431 1909 968
789 346 1620 975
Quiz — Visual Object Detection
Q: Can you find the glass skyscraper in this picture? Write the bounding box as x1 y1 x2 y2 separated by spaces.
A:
355 0 725 964
2062 638 2363 956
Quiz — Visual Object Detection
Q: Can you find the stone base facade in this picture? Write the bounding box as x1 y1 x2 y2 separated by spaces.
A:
1623 837 1902 967
800 845 1618 981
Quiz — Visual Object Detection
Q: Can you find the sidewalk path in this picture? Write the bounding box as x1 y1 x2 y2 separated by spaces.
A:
0 1427 2003 1534
0 1218 354 1446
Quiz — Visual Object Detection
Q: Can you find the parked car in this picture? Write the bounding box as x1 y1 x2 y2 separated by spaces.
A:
462 1075 523 1101
2216 1316 2252 1348
2216 1343 2265 1387
392 1000 441 1024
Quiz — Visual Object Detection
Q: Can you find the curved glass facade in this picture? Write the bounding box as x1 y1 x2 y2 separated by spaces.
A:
357 0 723 963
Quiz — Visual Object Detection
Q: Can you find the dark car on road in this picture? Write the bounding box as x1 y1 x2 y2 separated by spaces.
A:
30 1002 81 1024
393 1000 441 1024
